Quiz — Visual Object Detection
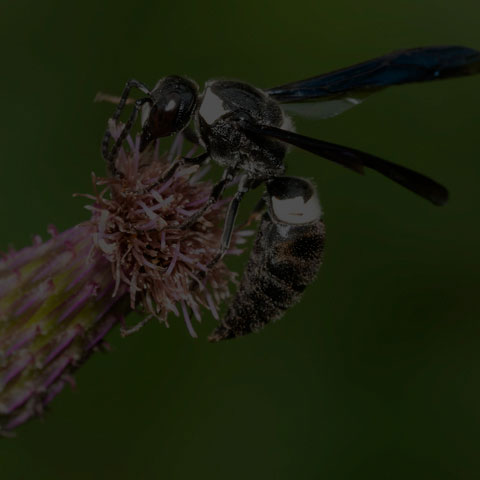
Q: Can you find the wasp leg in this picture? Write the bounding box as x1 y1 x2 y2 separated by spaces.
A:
206 174 251 269
106 97 152 175
189 175 252 291
178 166 237 230
101 79 151 166
182 125 200 145
156 151 210 185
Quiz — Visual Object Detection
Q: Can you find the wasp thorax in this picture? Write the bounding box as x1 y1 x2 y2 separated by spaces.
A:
199 80 284 125
267 177 322 225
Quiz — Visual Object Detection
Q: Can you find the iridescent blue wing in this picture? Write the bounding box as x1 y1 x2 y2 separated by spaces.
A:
266 46 480 118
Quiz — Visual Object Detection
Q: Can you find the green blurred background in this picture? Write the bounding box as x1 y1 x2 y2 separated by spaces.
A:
1 0 480 478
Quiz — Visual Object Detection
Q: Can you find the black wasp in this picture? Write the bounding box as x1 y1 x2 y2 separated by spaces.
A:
102 45 480 339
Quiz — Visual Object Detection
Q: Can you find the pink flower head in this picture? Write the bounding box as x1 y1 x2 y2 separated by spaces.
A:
0 127 243 434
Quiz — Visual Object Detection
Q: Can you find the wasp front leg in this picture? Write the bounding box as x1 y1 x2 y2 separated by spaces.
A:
101 79 151 174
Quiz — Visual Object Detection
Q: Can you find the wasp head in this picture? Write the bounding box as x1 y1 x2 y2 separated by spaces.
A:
139 75 198 152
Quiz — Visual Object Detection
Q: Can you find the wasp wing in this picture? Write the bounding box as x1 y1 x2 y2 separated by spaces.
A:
241 123 448 206
280 96 368 119
266 46 480 118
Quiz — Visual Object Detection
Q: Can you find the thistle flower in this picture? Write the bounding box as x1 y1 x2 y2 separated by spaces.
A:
0 126 243 434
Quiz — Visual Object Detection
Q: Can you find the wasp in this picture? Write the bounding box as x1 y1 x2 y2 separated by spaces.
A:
101 45 480 338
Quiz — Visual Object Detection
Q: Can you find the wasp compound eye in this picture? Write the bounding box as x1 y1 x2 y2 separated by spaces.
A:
267 177 322 225
140 76 198 152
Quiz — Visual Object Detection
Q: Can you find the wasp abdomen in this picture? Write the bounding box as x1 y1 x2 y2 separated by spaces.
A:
209 186 325 342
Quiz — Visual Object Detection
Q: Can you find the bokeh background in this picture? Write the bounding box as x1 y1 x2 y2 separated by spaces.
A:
1 0 480 478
